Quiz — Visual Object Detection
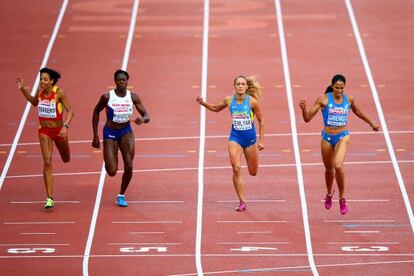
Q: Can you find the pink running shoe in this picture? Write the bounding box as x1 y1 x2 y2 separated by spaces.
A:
324 192 333 209
236 201 246 212
339 198 348 215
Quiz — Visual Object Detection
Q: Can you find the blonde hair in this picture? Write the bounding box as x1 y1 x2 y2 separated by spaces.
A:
234 75 263 100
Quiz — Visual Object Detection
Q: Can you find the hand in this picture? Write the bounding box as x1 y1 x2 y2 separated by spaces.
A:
16 77 24 89
196 95 204 104
134 117 144 125
58 126 67 138
371 123 380 132
257 142 264 151
92 137 100 149
298 98 307 110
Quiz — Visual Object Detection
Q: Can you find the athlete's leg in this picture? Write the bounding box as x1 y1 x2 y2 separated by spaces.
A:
229 141 244 202
39 134 54 198
118 131 135 195
54 135 70 163
103 139 119 176
334 135 350 198
243 143 258 176
321 139 335 195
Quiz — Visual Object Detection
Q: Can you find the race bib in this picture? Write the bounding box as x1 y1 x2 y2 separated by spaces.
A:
232 112 253 131
38 100 57 118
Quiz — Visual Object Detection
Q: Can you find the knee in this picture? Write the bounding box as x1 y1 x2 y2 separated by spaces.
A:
43 160 52 169
232 165 241 175
124 162 133 173
248 167 257 176
325 167 334 175
105 165 117 177
334 163 344 172
62 156 70 163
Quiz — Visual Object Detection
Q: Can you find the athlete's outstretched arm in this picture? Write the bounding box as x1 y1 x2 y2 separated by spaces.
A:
92 94 109 149
299 95 324 122
349 96 379 131
132 93 150 125
16 77 40 106
251 98 264 150
196 95 229 112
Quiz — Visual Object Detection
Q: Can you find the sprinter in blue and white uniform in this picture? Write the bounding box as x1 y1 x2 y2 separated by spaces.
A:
92 70 150 207
299 74 379 215
196 75 264 212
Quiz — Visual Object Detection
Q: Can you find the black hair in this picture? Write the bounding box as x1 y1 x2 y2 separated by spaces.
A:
114 69 129 81
325 74 346 94
39 67 61 85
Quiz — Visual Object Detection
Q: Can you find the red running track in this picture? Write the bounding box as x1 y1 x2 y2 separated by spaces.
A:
0 0 413 275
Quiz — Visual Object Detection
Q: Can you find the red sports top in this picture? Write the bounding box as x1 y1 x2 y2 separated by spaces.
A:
37 86 63 122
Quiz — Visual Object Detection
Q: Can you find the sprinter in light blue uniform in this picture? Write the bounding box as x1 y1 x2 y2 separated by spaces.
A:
196 75 264 212
299 74 379 215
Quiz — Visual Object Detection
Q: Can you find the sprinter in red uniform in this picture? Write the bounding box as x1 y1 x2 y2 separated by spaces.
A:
17 67 74 209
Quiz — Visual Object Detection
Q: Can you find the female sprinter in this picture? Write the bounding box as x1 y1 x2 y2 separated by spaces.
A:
299 74 379 214
17 68 74 209
92 69 150 207
196 75 264 211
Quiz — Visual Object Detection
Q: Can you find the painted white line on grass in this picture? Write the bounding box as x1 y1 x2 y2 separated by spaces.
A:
82 2 141 276
345 0 414 233
274 1 318 275
0 0 70 191
195 1 210 276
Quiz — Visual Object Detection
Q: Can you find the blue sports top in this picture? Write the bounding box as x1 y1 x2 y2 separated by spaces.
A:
229 95 255 131
322 92 350 127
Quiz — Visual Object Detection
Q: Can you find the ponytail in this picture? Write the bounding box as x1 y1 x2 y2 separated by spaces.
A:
234 75 263 100
325 74 346 94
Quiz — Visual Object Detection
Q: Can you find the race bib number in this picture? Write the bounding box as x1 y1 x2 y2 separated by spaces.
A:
232 112 253 131
38 100 57 118
112 104 133 123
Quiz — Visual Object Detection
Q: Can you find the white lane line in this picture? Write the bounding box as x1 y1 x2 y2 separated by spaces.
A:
3 129 413 147
195 1 210 276
9 159 413 179
274 1 318 275
217 199 285 203
0 244 69 246
217 242 289 245
344 231 380 234
237 231 272 234
129 232 165 235
21 233 56 235
168 259 414 276
319 199 390 202
107 242 180 245
127 200 184 204
4 222 74 225
217 221 287 223
0 0 70 191
345 0 414 233
82 2 141 276
11 201 80 204
325 220 394 223
327 242 399 245
112 221 182 224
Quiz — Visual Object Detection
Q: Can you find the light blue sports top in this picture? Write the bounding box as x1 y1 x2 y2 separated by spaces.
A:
229 95 255 132
322 93 350 127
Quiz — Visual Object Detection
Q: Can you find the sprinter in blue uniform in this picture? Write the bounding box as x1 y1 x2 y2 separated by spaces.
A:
299 74 379 215
196 75 264 211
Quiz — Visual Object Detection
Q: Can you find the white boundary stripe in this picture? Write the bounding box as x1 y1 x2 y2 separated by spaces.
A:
0 0 70 191
195 1 209 275
345 0 414 233
274 1 318 275
82 1 140 275
2 129 413 147
6 159 414 179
